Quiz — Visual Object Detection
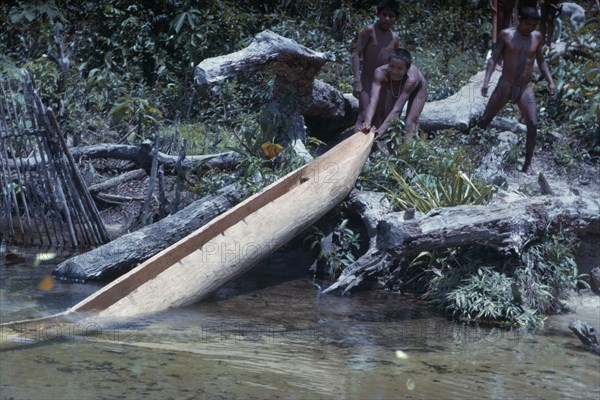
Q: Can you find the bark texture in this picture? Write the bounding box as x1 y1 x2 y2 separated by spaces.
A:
325 195 600 294
52 184 247 282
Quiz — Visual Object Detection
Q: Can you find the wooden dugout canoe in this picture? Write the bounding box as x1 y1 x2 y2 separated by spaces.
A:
2 131 374 333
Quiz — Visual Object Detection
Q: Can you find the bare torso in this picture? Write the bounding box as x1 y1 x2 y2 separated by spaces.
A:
383 64 424 100
373 63 425 125
360 24 399 89
498 27 542 86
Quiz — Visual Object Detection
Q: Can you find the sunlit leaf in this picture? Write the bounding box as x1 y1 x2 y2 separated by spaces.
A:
261 141 283 159
37 276 54 291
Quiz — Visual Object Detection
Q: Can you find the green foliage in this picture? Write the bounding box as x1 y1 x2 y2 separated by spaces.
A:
442 268 537 325
304 218 362 276
519 234 587 303
546 16 600 157
360 138 494 212
9 1 65 25
383 163 493 212
109 95 163 143
424 234 583 328
391 0 489 100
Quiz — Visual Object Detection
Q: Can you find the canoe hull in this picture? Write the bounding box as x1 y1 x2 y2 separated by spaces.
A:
66 131 375 319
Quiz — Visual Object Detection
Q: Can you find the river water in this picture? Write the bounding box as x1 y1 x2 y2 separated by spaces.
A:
1 244 599 399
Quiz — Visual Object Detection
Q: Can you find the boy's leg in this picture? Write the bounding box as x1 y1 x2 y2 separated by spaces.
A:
477 78 511 129
353 89 371 131
540 3 559 46
403 83 428 144
517 84 538 174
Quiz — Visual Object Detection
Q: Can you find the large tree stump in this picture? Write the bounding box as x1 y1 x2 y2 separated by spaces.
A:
194 30 355 146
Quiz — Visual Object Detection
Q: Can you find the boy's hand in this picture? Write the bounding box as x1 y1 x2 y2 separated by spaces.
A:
352 81 362 98
548 82 556 97
360 123 375 135
481 84 489 97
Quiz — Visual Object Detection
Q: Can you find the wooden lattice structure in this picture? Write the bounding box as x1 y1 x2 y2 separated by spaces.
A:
0 71 110 247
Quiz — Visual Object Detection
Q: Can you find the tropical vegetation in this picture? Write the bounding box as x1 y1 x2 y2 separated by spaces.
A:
1 0 598 328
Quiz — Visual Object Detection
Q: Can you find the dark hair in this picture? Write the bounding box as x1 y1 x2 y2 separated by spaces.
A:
519 6 540 20
389 48 412 68
377 0 400 17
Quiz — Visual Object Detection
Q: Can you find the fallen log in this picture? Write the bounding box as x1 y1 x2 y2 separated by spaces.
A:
88 169 146 194
377 195 599 255
52 183 247 282
418 70 525 133
70 143 241 173
12 144 241 172
325 195 600 294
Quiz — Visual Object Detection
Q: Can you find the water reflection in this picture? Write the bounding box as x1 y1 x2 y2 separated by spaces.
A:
1 244 599 399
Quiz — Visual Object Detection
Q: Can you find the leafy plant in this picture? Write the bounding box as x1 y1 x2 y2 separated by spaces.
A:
304 218 362 277
518 234 587 308
382 164 493 212
362 138 494 212
109 95 163 142
424 233 583 328
546 16 600 157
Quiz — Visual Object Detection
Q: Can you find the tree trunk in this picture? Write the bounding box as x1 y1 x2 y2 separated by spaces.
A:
52 183 248 282
325 195 600 294
418 70 526 133
194 30 354 144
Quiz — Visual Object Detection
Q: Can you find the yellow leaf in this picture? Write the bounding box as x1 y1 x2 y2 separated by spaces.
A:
261 141 283 159
37 276 54 291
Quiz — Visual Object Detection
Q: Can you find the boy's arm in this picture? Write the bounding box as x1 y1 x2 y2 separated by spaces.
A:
376 80 415 135
351 27 371 97
362 69 384 131
482 32 505 96
535 38 556 96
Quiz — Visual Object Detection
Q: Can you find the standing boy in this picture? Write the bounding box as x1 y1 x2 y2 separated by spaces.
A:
539 0 562 46
477 7 556 174
360 48 427 145
352 0 400 132
492 0 517 41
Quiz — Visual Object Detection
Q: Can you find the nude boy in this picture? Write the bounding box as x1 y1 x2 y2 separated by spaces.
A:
360 48 427 145
352 0 400 132
477 7 556 174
